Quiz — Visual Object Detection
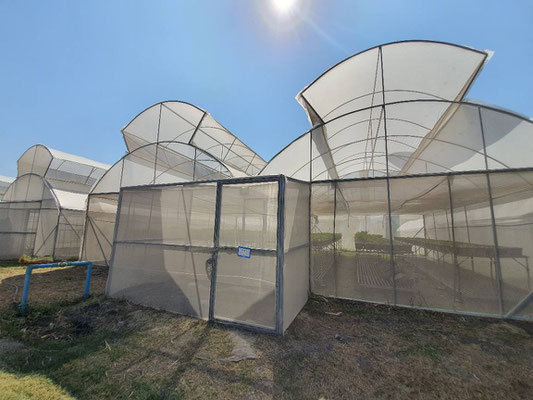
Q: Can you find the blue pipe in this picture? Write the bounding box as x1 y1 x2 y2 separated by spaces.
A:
19 261 94 314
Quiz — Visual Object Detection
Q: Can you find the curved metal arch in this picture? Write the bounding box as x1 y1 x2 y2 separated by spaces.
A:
90 140 234 195
326 115 433 144
4 172 62 211
322 88 452 122
121 100 267 175
261 99 533 178
311 132 510 179
16 144 110 187
17 144 56 178
297 39 488 103
121 100 207 133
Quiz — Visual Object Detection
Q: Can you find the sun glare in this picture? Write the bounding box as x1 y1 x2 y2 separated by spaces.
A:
272 0 298 15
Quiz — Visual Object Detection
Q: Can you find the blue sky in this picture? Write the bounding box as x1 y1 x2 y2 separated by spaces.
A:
1 0 532 176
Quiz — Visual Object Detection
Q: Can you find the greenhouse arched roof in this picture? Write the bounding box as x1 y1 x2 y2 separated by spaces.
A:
296 40 489 125
91 141 234 195
122 101 267 176
3 173 87 211
0 175 15 201
262 41 532 181
17 144 110 193
261 100 533 181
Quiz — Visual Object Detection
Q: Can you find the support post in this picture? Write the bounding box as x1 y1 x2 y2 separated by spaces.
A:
275 176 286 334
478 106 505 316
379 46 397 305
19 261 94 314
333 181 338 298
208 182 223 321
447 176 461 309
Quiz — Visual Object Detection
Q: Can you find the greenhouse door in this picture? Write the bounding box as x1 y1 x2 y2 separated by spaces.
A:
209 179 281 333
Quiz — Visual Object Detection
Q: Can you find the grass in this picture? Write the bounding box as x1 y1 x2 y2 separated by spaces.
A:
0 370 74 400
0 260 532 399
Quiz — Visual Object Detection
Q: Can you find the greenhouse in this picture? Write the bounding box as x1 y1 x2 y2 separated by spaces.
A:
0 175 15 201
102 41 533 333
263 40 533 322
0 145 109 260
80 101 267 265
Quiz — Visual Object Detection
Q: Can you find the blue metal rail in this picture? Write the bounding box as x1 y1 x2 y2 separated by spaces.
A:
19 261 93 314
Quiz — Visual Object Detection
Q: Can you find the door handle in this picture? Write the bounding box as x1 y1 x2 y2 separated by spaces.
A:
205 257 214 279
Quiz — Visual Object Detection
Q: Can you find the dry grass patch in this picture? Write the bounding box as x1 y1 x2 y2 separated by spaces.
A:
0 370 74 400
0 262 532 399
0 261 107 311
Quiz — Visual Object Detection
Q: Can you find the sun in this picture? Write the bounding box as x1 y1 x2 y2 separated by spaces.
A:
271 0 299 15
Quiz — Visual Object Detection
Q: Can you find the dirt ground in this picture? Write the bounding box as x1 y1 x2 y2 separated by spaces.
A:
0 262 532 399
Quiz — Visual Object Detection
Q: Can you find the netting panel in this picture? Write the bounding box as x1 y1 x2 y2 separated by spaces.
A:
214 251 277 329
489 171 533 318
309 169 533 321
0 202 40 259
109 243 212 319
218 183 278 250
263 101 533 183
283 180 310 331
81 194 119 264
116 184 217 246
310 182 335 296
213 181 279 329
108 183 217 319
54 209 85 260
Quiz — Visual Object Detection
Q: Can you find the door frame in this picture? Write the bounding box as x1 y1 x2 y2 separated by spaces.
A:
208 175 285 335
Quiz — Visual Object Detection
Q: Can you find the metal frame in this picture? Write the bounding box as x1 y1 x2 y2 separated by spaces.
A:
110 174 287 335
122 100 267 176
260 99 533 179
80 139 238 265
19 261 93 314
297 40 488 100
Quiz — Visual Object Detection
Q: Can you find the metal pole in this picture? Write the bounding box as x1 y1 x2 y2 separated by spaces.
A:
20 267 33 314
527 257 530 291
379 46 397 305
333 181 338 298
208 182 223 321
422 214 428 257
83 262 93 299
464 206 475 272
19 261 94 314
478 107 505 316
276 176 286 334
447 176 461 309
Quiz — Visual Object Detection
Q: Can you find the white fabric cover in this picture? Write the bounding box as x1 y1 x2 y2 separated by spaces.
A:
122 102 267 176
17 144 110 194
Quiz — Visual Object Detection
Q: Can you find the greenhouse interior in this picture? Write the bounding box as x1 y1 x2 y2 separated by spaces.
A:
2 41 533 333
